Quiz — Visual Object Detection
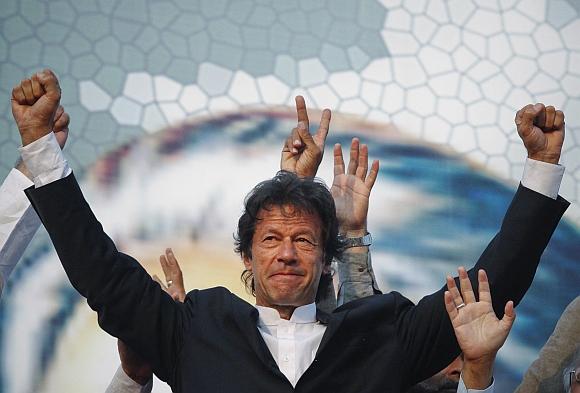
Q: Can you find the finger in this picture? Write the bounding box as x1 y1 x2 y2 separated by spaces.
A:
515 104 541 138
356 143 369 180
364 160 380 190
533 103 546 128
12 83 26 105
54 105 64 121
152 274 169 292
444 290 458 321
295 95 309 129
36 69 61 101
500 300 516 331
314 108 331 149
21 79 35 105
334 143 345 176
554 110 564 131
458 266 476 304
347 138 359 175
544 106 556 130
446 274 463 308
477 269 492 304
291 127 303 153
31 74 44 99
296 122 316 148
159 254 171 283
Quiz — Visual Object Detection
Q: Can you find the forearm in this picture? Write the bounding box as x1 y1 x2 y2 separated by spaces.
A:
470 184 568 315
336 249 381 306
25 173 181 382
0 168 41 294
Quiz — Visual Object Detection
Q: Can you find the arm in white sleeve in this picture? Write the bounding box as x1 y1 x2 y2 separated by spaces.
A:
457 374 495 393
0 168 41 296
521 158 564 200
105 366 153 393
19 132 71 187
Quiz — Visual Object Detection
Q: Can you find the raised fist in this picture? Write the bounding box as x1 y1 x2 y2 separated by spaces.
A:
515 103 564 165
11 69 62 146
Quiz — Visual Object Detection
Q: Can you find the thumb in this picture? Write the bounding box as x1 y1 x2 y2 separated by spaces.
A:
500 300 516 332
515 104 543 138
36 69 61 101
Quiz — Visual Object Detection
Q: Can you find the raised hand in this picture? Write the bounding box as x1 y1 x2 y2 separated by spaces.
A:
445 268 516 389
515 103 565 164
152 248 186 302
280 96 331 178
118 248 186 385
331 138 379 237
11 69 62 146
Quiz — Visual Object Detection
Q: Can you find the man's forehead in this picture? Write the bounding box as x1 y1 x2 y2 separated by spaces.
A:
256 204 322 226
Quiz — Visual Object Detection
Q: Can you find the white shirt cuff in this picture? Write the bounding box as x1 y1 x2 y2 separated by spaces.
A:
19 132 71 187
457 374 494 393
521 158 564 200
104 365 153 393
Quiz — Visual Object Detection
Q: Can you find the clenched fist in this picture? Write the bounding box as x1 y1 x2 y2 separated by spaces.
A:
11 69 62 146
515 103 564 165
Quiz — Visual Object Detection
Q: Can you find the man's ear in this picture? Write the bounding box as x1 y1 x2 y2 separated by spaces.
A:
243 255 252 271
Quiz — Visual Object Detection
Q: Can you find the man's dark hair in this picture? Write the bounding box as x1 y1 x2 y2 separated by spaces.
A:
234 171 339 295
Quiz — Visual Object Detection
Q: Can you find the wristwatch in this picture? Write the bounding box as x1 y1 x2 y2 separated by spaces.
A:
337 232 372 250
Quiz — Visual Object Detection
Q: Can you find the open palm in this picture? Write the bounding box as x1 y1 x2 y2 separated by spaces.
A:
445 268 515 362
331 139 379 234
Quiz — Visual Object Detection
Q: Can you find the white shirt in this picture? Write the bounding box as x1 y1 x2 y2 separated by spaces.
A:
256 303 326 387
16 132 566 392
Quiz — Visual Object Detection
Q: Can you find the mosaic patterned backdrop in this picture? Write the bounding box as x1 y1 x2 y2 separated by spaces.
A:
1 0 580 220
0 0 579 392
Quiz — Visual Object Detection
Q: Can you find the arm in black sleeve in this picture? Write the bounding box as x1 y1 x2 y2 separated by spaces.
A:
398 184 568 386
25 173 184 384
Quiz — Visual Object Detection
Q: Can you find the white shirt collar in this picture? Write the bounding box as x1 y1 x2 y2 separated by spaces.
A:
255 303 317 326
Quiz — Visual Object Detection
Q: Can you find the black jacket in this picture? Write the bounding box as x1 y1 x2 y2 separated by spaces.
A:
26 174 569 392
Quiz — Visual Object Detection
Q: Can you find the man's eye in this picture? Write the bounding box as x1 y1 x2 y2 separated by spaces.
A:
296 237 313 244
263 236 276 241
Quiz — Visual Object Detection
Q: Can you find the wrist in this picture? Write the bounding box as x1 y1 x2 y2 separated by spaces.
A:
528 152 560 165
462 356 495 390
338 227 367 237
20 127 52 147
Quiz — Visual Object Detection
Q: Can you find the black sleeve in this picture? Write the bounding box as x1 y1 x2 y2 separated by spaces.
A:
26 173 185 384
397 184 569 386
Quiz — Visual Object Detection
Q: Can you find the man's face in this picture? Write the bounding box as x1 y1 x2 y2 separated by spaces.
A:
243 205 326 309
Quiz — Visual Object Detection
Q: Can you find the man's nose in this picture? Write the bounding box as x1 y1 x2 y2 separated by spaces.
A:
277 238 297 263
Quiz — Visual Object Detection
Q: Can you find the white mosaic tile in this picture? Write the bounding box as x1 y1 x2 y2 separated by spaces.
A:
392 56 427 87
179 85 208 113
477 125 508 155
384 8 412 30
308 84 340 109
468 100 498 127
79 80 111 111
298 58 328 87
229 71 261 105
257 75 290 104
502 10 537 34
503 57 537 86
328 71 361 99
466 9 503 36
438 97 466 124
380 83 406 113
429 72 460 97
123 72 154 105
418 47 454 76
159 102 186 124
197 63 233 96
381 30 420 55
154 75 182 102
362 58 393 83
406 85 436 116
142 103 167 133
110 97 142 125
